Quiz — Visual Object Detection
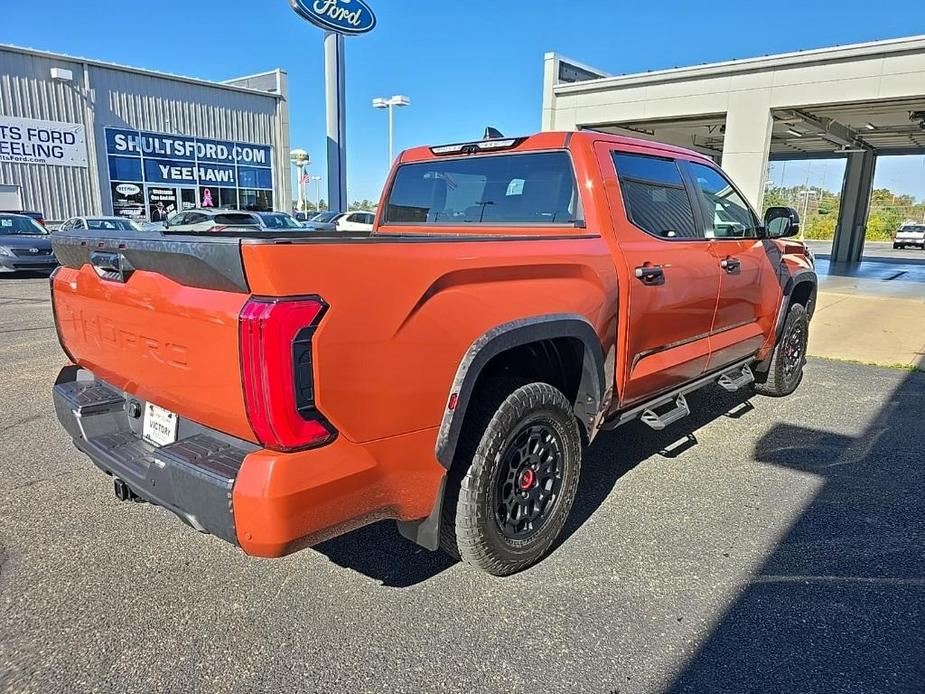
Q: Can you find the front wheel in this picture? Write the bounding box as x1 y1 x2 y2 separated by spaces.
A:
440 382 582 576
755 303 809 397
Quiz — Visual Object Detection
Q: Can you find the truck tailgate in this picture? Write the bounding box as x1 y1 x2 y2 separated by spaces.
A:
51 236 254 442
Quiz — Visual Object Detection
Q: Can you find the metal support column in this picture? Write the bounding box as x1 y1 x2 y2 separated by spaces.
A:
832 150 876 264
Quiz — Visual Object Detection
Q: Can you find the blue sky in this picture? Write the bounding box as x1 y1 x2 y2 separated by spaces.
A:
4 1 925 203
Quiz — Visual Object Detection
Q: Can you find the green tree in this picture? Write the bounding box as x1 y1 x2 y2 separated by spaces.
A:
762 181 924 241
349 199 376 211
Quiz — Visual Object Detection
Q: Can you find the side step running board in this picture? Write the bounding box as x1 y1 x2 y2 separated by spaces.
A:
601 357 756 432
640 394 689 431
717 364 754 392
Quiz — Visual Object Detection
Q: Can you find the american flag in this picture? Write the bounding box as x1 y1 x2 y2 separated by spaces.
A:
299 173 309 184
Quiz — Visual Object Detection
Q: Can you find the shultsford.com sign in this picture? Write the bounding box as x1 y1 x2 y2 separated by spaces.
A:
289 0 376 34
0 115 88 167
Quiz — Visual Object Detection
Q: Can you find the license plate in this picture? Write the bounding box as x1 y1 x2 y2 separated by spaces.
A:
142 402 178 447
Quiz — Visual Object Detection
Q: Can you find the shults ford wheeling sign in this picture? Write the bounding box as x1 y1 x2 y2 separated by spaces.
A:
0 115 88 167
289 0 376 34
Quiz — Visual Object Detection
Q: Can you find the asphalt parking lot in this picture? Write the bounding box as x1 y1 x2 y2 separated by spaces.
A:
1 275 923 694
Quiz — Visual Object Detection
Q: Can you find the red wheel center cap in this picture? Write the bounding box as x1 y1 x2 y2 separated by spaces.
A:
519 468 536 490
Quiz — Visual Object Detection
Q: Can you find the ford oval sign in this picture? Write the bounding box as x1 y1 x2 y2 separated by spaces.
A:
289 0 376 35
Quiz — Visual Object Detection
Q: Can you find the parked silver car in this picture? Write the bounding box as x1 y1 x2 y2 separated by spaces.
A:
59 216 143 232
0 213 57 273
301 210 343 231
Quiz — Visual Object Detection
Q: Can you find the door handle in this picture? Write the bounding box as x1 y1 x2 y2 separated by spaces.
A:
720 257 741 272
634 264 664 284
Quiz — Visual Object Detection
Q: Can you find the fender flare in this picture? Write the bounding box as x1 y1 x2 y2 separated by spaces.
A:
756 269 817 374
776 269 818 338
434 314 606 469
397 314 607 551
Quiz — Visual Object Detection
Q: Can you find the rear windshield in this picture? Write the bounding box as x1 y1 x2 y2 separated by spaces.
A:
900 225 925 232
384 151 580 225
214 213 259 226
258 213 302 229
0 215 47 235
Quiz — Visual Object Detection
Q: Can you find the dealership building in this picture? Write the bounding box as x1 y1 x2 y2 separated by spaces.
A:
0 44 291 223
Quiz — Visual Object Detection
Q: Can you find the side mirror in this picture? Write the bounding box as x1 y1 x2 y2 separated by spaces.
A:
764 206 800 238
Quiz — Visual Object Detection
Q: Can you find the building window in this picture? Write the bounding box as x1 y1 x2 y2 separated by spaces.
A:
103 127 274 221
195 187 238 209
238 166 273 190
110 181 145 221
108 156 142 182
239 189 273 211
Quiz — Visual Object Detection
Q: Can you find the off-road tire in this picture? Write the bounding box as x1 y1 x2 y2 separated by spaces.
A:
755 302 809 397
439 381 582 576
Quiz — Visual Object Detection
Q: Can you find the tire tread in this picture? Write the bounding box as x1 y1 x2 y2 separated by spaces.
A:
440 381 581 576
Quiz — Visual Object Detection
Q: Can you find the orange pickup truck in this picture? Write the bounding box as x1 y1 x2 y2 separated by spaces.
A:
50 131 815 575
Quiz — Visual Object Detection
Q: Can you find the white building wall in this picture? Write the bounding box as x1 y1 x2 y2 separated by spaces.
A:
544 36 925 208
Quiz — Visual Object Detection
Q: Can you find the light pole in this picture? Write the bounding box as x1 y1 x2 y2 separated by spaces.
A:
372 95 410 168
310 175 322 211
797 188 817 241
290 149 310 211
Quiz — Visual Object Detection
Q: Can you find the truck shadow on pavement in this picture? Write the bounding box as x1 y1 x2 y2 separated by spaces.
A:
668 368 925 693
315 385 755 588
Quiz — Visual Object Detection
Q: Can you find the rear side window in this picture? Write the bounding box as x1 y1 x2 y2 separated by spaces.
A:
214 213 258 226
384 152 580 225
612 152 698 239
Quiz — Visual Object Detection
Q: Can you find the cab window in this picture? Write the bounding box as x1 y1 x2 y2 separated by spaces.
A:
612 152 699 239
384 152 580 225
688 163 760 239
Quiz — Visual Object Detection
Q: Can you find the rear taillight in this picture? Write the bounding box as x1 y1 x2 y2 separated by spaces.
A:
239 296 335 451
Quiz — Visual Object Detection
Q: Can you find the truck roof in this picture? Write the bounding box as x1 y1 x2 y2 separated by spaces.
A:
399 130 715 164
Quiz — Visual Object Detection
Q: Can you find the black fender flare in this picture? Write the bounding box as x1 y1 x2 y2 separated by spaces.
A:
776 269 818 337
397 314 607 551
756 269 817 374
435 314 606 469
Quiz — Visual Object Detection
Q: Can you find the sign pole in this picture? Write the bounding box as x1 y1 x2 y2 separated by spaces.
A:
289 0 376 212
324 31 348 212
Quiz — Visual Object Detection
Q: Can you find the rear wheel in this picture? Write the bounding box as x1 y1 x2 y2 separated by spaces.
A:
440 381 581 576
755 302 809 397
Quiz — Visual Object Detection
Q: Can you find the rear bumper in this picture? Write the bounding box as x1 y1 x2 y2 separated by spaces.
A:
53 367 256 544
53 367 446 557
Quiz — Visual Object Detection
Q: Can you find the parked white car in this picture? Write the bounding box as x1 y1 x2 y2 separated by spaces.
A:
335 211 375 232
894 223 925 249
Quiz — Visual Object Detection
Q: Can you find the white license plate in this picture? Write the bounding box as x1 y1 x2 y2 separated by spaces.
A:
142 402 178 447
